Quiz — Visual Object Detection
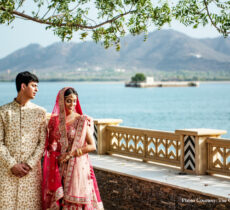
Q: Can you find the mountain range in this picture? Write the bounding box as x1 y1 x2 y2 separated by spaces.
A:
0 29 230 80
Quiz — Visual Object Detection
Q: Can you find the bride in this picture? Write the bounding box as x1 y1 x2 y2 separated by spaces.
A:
42 87 103 210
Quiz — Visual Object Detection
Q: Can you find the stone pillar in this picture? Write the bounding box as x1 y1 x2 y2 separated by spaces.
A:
175 129 226 175
94 119 123 155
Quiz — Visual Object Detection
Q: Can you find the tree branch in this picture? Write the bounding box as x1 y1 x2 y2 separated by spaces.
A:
0 6 136 30
203 0 230 35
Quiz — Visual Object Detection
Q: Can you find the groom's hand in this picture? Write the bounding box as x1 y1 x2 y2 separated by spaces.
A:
11 163 30 177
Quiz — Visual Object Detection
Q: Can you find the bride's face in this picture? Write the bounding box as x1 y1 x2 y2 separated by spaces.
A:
64 93 77 115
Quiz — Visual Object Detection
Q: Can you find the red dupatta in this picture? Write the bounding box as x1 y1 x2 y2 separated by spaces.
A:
42 87 102 210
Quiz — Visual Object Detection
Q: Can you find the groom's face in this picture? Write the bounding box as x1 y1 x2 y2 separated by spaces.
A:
22 81 38 99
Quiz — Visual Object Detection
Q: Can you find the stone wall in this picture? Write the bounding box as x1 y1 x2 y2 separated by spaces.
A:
94 168 230 210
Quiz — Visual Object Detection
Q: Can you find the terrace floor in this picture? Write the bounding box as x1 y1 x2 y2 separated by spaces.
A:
90 153 230 199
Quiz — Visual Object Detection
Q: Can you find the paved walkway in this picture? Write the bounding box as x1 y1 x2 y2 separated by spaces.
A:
90 154 230 199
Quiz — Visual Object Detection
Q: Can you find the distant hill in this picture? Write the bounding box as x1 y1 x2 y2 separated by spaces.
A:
0 30 230 81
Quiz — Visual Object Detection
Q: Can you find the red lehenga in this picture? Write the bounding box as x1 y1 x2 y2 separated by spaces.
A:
42 88 103 210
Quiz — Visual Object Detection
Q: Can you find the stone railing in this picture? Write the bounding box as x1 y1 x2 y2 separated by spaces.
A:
207 138 230 176
106 125 181 166
94 119 230 176
93 119 123 153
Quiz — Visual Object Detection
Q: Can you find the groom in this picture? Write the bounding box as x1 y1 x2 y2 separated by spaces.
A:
0 71 46 209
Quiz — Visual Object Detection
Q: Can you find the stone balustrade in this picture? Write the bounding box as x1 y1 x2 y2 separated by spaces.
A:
207 137 230 176
106 125 181 166
94 119 230 177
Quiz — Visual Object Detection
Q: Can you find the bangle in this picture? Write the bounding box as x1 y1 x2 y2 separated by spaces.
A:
79 149 82 156
77 148 80 156
74 148 82 157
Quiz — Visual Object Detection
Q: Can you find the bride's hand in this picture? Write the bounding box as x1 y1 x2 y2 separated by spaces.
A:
72 148 83 157
59 153 71 164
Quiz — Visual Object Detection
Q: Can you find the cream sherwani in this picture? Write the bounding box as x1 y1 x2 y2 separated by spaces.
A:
0 100 46 210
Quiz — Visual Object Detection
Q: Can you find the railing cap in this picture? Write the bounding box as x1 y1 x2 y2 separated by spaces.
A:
94 119 123 125
175 128 227 136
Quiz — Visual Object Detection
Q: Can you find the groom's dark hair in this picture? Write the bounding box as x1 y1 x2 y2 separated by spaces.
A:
16 71 39 92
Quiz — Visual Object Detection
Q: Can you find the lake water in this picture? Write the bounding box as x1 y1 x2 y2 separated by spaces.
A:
1 82 230 138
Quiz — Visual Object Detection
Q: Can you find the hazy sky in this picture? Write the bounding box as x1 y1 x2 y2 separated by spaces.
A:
0 7 220 59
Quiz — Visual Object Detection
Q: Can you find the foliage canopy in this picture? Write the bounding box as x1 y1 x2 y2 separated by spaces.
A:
0 1 229 50
131 73 146 82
